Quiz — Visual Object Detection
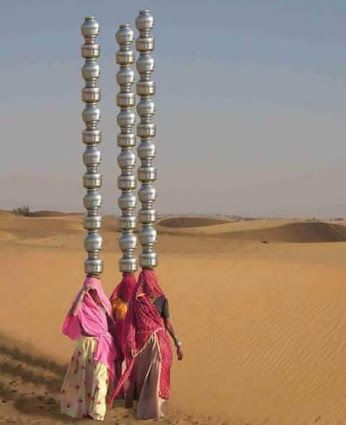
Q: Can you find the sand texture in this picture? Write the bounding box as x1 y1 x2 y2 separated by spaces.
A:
1 211 346 424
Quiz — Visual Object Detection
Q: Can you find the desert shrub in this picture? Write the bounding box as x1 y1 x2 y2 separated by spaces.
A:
12 205 30 216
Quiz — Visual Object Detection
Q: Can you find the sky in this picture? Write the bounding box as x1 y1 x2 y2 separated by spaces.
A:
1 0 346 217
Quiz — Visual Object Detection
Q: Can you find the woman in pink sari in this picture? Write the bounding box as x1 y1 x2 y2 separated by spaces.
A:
110 269 183 419
60 275 117 421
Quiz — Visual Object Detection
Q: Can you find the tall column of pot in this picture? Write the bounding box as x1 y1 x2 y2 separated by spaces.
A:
81 17 103 275
135 10 157 269
116 24 137 273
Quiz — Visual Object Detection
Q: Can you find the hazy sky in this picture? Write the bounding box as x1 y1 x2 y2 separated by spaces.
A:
2 0 346 216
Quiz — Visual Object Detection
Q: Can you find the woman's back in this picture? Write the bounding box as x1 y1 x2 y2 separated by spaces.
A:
152 295 170 320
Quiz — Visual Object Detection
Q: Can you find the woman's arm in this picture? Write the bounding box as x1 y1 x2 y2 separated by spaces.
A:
70 289 87 316
164 318 183 361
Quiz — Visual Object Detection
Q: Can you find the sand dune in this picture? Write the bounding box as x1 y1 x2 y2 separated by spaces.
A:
28 210 78 218
158 216 232 228
2 212 346 424
219 221 346 242
5 210 345 243
157 218 289 236
0 231 17 242
0 210 14 218
0 215 83 240
158 219 346 243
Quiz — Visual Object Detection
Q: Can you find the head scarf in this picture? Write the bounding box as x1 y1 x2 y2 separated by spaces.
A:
137 269 165 298
62 276 117 379
110 273 137 303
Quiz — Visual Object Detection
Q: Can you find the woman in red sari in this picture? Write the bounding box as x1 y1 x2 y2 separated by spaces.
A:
109 273 137 393
110 269 183 419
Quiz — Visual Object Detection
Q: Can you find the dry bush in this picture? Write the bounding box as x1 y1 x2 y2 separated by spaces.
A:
12 205 30 216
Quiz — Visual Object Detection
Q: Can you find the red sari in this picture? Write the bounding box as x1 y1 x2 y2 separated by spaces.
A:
110 270 172 417
109 273 137 395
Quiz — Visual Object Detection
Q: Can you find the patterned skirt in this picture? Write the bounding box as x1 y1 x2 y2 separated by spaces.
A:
60 336 109 421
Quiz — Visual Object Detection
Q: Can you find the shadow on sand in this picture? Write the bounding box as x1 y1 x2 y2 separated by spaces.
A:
0 333 140 424
0 332 81 422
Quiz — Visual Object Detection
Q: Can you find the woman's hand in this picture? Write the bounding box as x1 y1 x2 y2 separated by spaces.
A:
164 318 184 361
176 345 183 361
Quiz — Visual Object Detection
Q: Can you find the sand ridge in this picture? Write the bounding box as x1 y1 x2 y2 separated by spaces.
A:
158 216 232 228
3 211 346 244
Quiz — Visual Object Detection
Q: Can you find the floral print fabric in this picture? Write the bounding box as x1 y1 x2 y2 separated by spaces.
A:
60 336 109 421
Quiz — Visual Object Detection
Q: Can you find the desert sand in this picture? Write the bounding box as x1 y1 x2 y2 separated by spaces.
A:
1 210 346 424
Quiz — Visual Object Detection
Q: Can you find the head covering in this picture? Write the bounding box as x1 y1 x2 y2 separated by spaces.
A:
110 273 137 302
137 269 165 298
62 276 117 379
109 273 137 349
109 269 172 405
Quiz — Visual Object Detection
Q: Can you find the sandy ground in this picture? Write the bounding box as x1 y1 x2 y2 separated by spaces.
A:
1 211 346 424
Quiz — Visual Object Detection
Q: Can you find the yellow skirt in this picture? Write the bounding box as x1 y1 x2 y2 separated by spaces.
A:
60 336 109 421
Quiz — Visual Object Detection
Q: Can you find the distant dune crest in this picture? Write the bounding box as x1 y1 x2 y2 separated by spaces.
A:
223 222 346 243
1 210 346 244
158 216 232 228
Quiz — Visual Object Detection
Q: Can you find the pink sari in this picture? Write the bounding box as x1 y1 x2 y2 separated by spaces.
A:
62 276 117 380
